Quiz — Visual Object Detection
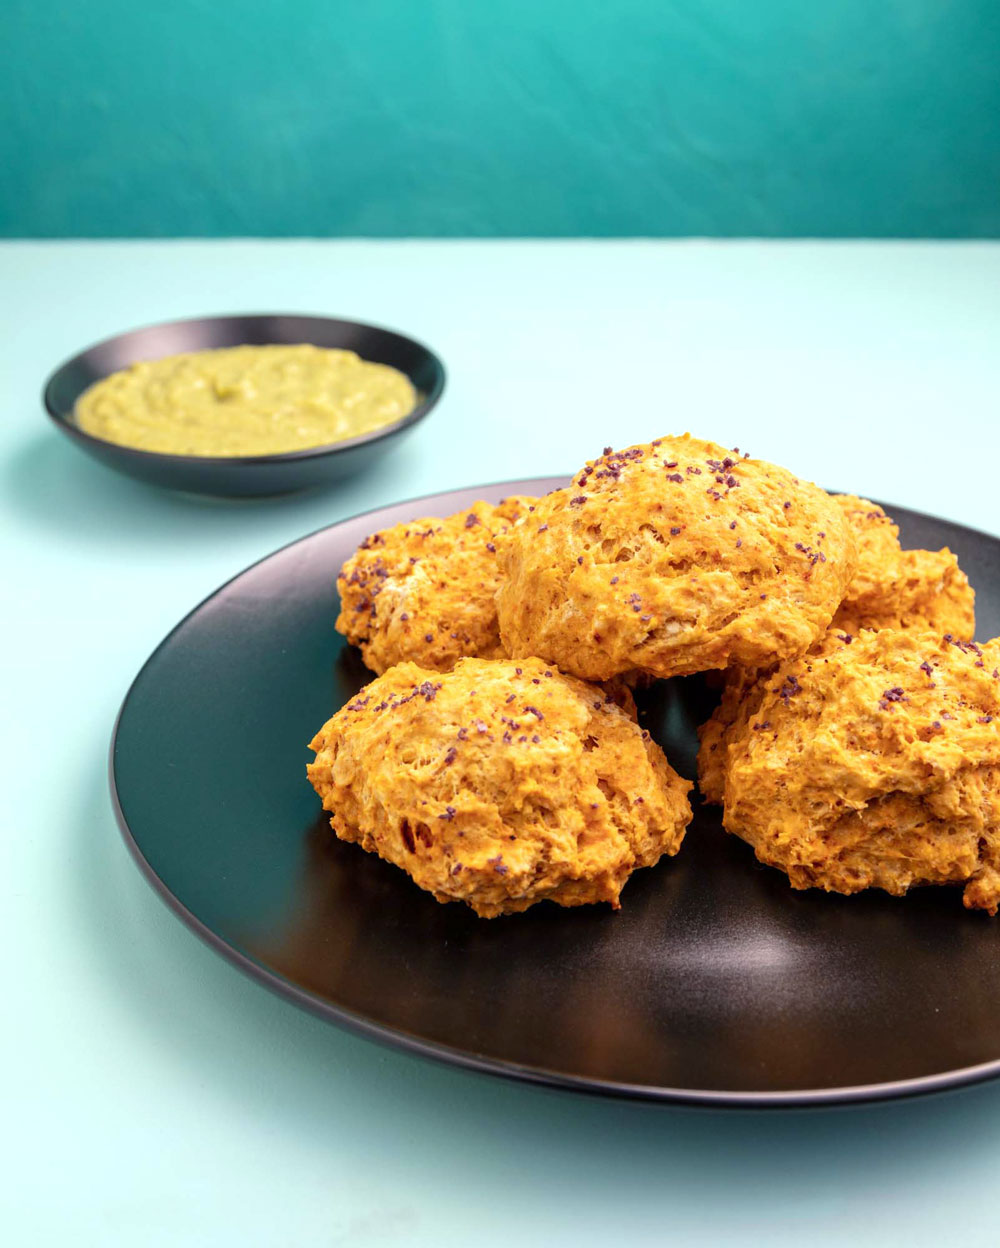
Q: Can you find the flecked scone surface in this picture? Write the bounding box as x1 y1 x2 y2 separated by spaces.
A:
830 495 974 637
336 496 533 674
307 657 692 917
721 631 1000 912
495 436 857 681
697 496 977 804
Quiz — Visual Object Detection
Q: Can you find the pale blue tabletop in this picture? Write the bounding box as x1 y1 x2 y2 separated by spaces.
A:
5 240 1000 1246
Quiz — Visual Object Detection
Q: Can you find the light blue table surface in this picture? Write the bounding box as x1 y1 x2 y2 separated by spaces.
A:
4 240 1000 1246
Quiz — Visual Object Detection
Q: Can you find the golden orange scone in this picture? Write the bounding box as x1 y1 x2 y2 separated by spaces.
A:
720 630 1000 913
336 496 534 674
830 495 974 636
697 663 769 805
307 657 692 917
697 496 976 804
495 436 856 682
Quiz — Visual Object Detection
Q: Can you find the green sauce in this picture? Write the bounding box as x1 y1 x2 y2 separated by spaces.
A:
75 344 417 457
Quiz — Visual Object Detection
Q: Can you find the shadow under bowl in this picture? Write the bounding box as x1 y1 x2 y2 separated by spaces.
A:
42 313 446 498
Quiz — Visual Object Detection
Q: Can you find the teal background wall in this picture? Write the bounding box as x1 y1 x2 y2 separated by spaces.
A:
4 0 999 238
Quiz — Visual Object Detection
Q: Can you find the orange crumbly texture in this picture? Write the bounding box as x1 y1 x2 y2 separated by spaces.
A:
698 662 772 806
335 496 534 674
829 495 974 636
307 657 692 917
697 496 976 804
719 630 1000 913
495 435 857 682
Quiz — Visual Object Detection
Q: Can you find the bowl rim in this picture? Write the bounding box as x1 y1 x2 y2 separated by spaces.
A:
41 312 446 467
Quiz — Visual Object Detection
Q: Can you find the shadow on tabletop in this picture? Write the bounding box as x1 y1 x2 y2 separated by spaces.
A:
67 752 1000 1207
3 432 391 547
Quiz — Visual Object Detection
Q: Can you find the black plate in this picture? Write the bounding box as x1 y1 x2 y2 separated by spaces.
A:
111 480 1000 1106
43 314 445 497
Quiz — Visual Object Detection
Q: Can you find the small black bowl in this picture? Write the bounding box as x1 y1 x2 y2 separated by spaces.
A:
43 314 446 498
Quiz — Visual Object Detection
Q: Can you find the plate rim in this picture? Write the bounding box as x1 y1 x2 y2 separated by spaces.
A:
109 476 1000 1109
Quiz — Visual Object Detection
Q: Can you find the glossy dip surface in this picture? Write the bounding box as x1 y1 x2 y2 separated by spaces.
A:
74 343 417 456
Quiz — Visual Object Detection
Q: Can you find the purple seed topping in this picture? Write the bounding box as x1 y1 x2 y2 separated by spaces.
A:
778 675 802 704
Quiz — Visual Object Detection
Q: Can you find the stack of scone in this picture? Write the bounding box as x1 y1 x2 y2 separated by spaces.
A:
308 434 999 918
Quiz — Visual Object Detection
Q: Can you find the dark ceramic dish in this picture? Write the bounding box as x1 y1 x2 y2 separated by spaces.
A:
111 479 1000 1107
43 314 445 497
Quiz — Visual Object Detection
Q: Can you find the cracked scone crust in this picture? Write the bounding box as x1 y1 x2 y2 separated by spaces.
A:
697 496 976 803
495 436 856 681
336 496 533 674
307 657 692 917
720 630 1000 912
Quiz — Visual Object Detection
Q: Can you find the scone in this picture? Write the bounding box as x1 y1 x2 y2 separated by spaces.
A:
697 662 771 805
495 436 856 682
697 496 976 803
336 496 533 674
307 657 692 917
720 630 1000 912
830 495 974 636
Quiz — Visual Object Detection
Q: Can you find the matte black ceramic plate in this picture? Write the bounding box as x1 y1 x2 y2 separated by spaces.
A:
112 480 1000 1106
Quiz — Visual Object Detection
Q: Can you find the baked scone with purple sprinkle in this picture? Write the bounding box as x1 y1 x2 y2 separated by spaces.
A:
336 496 534 674
698 495 976 804
495 435 856 682
307 657 692 917
830 495 974 637
721 630 1000 913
